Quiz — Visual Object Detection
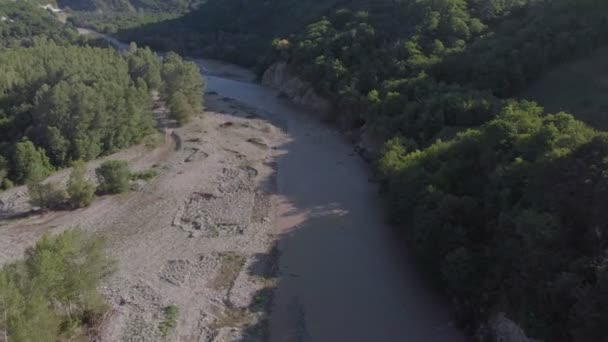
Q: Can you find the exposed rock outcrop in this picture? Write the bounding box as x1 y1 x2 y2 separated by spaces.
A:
262 62 332 114
353 124 384 161
478 313 542 342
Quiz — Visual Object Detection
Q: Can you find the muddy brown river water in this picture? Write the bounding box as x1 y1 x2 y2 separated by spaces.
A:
82 28 468 342
206 75 467 342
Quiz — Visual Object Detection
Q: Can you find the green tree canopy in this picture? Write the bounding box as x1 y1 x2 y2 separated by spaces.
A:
12 139 53 184
66 160 96 208
0 229 114 341
95 160 131 194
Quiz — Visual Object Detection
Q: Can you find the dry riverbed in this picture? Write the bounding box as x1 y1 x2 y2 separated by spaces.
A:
0 92 285 341
0 36 467 339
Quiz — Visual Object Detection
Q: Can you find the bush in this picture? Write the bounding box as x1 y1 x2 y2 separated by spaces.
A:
168 91 195 125
158 305 178 336
95 160 131 194
143 132 165 149
67 160 96 208
131 169 158 181
1 178 14 190
0 229 115 340
12 139 53 184
26 165 67 210
28 181 68 210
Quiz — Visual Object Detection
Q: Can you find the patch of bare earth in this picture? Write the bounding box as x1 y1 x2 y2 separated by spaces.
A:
0 93 284 342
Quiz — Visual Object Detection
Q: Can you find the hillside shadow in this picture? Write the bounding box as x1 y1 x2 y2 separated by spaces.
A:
205 88 469 342
93 0 357 67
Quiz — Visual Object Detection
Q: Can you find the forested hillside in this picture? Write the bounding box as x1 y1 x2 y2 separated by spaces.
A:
0 2 80 46
105 0 352 65
380 102 608 340
0 1 204 189
65 0 202 33
57 0 200 12
98 0 608 138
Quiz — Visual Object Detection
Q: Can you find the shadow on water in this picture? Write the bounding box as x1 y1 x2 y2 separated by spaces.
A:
209 85 469 341
234 190 468 342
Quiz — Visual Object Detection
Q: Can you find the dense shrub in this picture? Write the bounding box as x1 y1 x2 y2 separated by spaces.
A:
131 168 158 181
11 140 54 185
380 101 607 340
0 229 114 340
27 181 68 211
95 160 131 194
66 160 96 208
162 52 205 125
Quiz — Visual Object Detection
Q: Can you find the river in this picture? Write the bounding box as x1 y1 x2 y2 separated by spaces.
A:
80 29 468 342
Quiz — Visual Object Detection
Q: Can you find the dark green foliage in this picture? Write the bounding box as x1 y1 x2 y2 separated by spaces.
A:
67 160 96 208
0 155 9 190
12 140 53 184
66 0 201 34
126 42 163 90
158 305 178 336
69 12 179 35
59 0 200 12
85 0 346 66
0 229 114 341
162 52 205 125
131 168 157 181
95 160 131 194
96 0 504 141
438 0 608 97
20 43 154 162
380 101 607 340
168 91 195 125
0 2 79 47
27 180 68 211
0 32 161 186
0 0 204 188
104 0 608 143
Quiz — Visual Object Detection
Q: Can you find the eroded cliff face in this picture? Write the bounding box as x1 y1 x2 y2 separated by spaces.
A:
262 62 332 114
263 62 385 159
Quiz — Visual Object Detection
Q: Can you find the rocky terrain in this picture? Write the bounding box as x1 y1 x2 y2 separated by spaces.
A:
0 92 285 341
261 62 331 114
